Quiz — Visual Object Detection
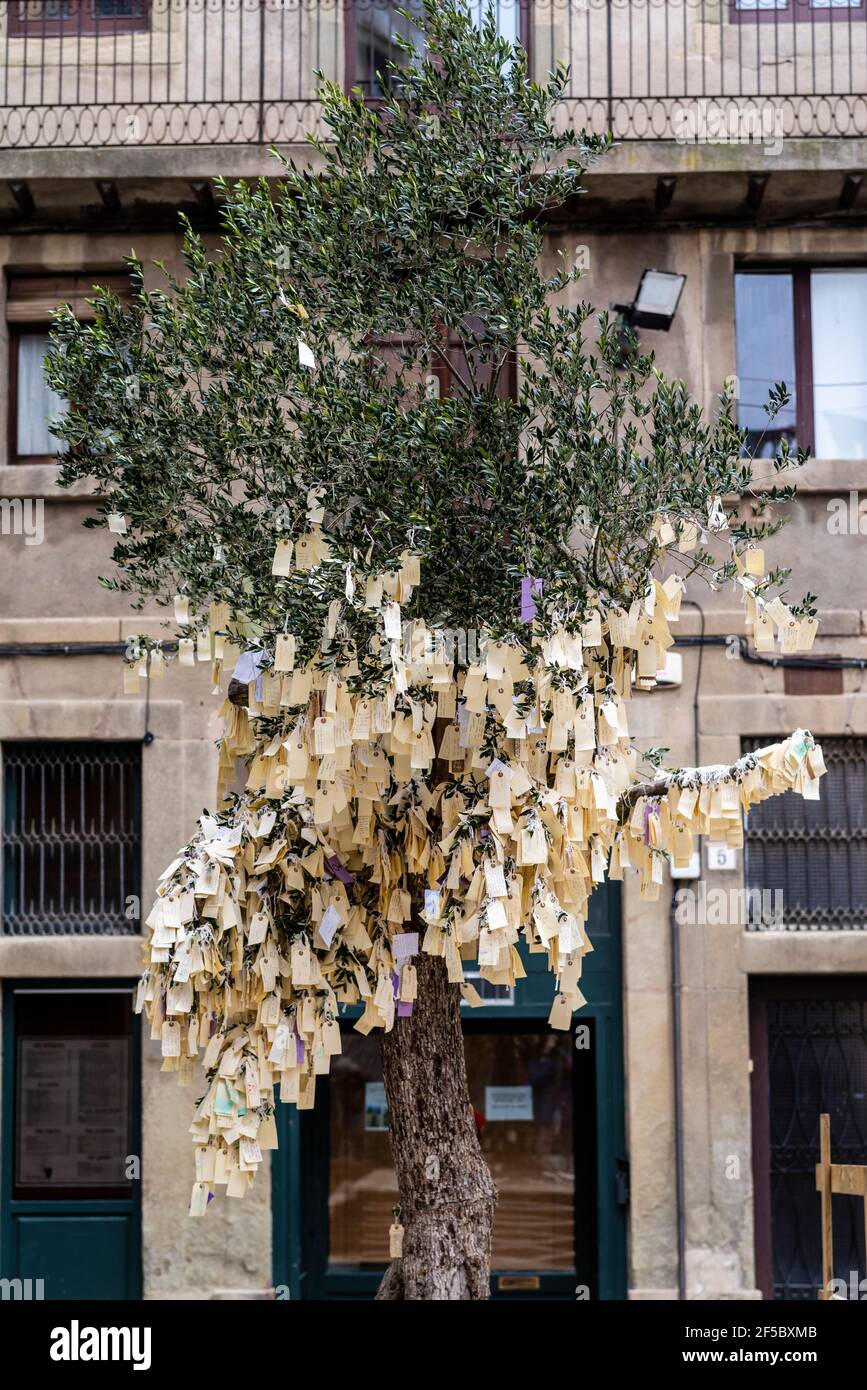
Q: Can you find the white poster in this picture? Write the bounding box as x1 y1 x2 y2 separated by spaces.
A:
484 1085 534 1122
364 1081 389 1132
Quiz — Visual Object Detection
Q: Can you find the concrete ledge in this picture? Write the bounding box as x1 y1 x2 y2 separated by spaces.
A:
5 137 866 184
0 144 321 184
0 933 144 976
698 693 867 737
210 1288 277 1300
752 457 867 497
0 617 123 643
629 1287 679 1300
741 930 867 974
595 139 867 178
0 465 93 500
0 697 184 739
629 1285 764 1300
678 608 862 638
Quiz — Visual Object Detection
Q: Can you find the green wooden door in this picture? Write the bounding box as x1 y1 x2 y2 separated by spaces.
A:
273 883 626 1300
1 981 142 1301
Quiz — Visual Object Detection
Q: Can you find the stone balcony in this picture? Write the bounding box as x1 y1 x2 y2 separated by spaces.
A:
1 0 866 227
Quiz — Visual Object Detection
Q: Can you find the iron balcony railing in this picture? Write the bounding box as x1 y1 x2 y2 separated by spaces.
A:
1 0 866 150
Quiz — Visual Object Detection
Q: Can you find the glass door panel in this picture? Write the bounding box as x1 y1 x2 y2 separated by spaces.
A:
326 1025 589 1281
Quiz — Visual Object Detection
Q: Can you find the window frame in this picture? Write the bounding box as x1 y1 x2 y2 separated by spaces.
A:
8 322 63 465
735 261 867 458
729 0 867 26
7 0 150 38
343 0 533 100
6 271 130 465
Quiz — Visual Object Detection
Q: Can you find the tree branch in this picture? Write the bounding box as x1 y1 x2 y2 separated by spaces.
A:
621 733 814 807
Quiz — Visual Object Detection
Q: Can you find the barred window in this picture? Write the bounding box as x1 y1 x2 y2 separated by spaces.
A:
7 2 149 38
2 742 141 936
743 736 867 930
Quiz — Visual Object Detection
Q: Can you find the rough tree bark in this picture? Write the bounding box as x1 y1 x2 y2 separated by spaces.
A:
228 679 498 1299
376 950 498 1300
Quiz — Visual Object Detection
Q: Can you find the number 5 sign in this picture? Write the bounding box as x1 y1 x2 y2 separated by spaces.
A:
705 843 737 871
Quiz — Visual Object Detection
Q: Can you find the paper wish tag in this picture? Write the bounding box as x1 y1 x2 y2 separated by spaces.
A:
797 616 818 651
319 904 342 947
548 992 573 1031
392 931 419 962
389 1221 405 1259
189 1182 210 1218
483 861 508 898
247 911 270 946
274 633 296 671
272 540 293 577
743 546 765 576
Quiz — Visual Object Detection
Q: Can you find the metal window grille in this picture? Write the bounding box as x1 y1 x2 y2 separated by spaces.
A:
743 737 867 930
1 741 142 936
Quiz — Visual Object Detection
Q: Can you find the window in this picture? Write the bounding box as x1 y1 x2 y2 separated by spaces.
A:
7 1 149 37
7 273 129 463
461 970 515 1005
344 0 528 99
326 1025 585 1274
428 321 518 401
743 737 867 929
2 742 142 935
12 987 136 1200
735 267 867 459
345 0 426 101
731 0 865 22
368 321 518 402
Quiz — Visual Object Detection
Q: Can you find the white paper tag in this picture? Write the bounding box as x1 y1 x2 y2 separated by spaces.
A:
319 904 341 947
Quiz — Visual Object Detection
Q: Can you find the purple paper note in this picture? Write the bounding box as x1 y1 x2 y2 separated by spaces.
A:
520 576 543 624
325 853 355 885
397 1001 414 1017
295 1036 305 1066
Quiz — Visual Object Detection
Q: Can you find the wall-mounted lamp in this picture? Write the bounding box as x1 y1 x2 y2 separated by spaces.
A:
612 270 687 363
613 269 687 333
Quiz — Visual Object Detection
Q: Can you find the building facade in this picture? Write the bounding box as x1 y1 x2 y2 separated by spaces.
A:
0 0 865 1301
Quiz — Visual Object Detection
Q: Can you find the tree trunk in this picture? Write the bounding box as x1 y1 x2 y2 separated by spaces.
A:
375 951 497 1300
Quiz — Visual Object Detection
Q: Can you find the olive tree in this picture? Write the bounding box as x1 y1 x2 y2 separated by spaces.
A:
47 2 822 1300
